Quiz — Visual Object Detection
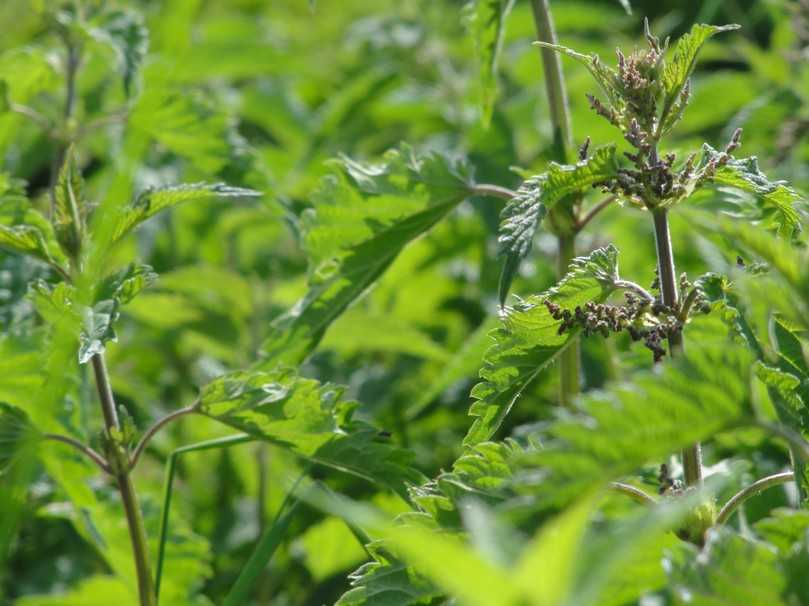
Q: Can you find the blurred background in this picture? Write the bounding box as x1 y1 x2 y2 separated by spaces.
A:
0 0 806 603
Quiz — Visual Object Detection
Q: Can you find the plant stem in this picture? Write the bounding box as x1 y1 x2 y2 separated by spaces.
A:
43 433 111 474
91 353 156 606
529 0 573 160
716 471 794 525
129 403 199 469
652 208 702 488
469 183 517 200
609 481 657 505
530 0 581 407
557 234 580 407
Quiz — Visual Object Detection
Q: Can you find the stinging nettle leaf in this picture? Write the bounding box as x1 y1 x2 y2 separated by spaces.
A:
0 224 52 262
199 367 425 496
54 146 85 259
465 245 621 447
660 23 740 125
261 145 472 367
534 42 621 106
0 402 38 475
113 182 261 242
497 145 618 305
465 0 516 127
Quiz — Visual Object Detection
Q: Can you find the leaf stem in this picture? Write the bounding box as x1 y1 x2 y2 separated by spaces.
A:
42 433 111 474
576 195 617 231
652 208 702 488
155 434 253 600
614 279 655 303
609 481 657 505
91 353 156 606
129 402 200 470
716 471 794 525
468 183 517 201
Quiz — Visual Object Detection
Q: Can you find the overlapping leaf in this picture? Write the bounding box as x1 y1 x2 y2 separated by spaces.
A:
466 245 621 447
497 145 618 304
86 8 149 96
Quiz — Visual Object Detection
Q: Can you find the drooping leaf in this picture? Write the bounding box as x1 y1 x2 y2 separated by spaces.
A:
465 245 621 447
113 182 260 242
514 328 755 509
78 299 119 365
698 146 804 236
465 0 516 126
497 145 618 304
86 8 149 96
660 24 740 124
96 263 158 304
0 224 53 263
198 367 425 496
261 145 472 367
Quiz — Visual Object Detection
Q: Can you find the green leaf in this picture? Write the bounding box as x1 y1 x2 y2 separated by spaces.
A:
261 145 472 367
87 8 149 96
699 146 804 236
497 176 546 306
78 299 119 364
0 224 53 262
667 529 786 606
96 263 158 305
14 575 134 605
464 245 621 447
113 182 260 242
0 402 37 475
517 329 755 509
198 367 425 496
497 145 618 304
54 146 85 258
534 42 621 106
465 0 516 126
660 24 740 125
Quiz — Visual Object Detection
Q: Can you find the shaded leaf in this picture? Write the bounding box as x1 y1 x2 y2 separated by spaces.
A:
87 8 149 96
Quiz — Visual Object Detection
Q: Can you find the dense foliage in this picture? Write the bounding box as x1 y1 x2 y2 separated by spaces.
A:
1 0 808 604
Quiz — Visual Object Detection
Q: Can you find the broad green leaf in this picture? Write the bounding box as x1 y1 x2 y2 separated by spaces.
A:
465 0 516 126
516 329 755 509
299 516 366 582
86 8 149 96
113 182 260 242
660 24 740 125
337 548 440 605
465 245 621 447
667 529 786 606
497 145 618 304
198 367 425 496
261 145 472 367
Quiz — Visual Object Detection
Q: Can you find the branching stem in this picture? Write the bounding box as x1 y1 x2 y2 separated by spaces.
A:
91 353 156 606
43 433 111 474
576 196 617 231
129 402 200 470
609 481 657 505
716 472 795 525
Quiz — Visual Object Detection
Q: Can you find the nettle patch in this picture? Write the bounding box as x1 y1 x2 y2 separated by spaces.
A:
1 1 808 605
